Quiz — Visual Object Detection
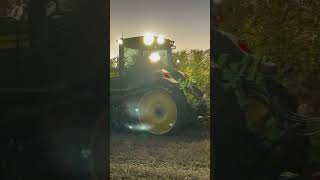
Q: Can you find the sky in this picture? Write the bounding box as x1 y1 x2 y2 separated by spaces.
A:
110 0 210 58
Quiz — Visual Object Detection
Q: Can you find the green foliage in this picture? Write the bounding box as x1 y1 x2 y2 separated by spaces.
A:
220 0 320 99
219 1 320 163
178 78 201 109
173 49 210 95
178 78 194 94
173 49 210 124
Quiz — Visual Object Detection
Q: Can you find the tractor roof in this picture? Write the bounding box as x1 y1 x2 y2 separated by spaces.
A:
122 36 175 50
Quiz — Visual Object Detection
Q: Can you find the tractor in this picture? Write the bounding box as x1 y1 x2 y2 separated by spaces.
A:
1 0 107 179
212 22 320 180
110 34 206 135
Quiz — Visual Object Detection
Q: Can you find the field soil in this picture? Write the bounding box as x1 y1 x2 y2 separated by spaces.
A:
110 126 210 180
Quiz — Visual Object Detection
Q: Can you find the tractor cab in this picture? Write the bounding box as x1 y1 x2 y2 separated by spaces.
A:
111 34 184 89
118 34 176 75
110 34 200 135
113 34 175 76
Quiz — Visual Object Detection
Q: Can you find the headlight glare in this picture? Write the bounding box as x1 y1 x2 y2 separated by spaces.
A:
157 36 165 44
143 32 154 45
149 52 161 63
116 39 123 45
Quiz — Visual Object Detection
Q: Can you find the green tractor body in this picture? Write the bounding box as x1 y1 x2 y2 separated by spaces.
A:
1 1 108 179
110 35 204 135
213 28 320 179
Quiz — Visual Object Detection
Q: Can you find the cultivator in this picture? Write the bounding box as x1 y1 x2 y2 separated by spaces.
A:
213 27 320 179
213 29 320 139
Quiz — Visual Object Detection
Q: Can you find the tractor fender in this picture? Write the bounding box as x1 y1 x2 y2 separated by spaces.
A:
160 69 179 84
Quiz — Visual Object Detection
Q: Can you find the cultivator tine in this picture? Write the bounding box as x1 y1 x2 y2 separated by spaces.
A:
279 110 320 136
242 79 320 137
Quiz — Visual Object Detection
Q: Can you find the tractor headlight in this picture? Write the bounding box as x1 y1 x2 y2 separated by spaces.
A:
116 39 123 45
157 36 165 45
149 52 161 63
143 33 154 45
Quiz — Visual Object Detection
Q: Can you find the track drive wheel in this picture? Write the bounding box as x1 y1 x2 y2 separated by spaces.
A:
138 88 191 135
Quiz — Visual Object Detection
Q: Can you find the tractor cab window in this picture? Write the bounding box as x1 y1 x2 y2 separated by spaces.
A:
124 47 170 71
124 47 141 68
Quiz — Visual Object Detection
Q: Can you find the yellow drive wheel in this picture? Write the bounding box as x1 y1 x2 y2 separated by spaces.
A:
138 89 178 135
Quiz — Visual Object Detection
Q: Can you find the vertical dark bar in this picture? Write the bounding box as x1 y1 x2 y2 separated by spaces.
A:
40 0 109 179
106 1 110 179
29 0 46 50
210 1 215 180
77 0 109 179
28 0 47 88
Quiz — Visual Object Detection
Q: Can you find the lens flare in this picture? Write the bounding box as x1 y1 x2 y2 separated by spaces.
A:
117 39 123 45
126 124 151 131
157 35 165 44
143 32 155 45
149 52 161 63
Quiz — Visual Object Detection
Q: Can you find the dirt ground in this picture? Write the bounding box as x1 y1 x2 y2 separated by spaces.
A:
110 128 210 180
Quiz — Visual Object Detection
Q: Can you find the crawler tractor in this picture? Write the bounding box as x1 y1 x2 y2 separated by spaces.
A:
110 34 206 135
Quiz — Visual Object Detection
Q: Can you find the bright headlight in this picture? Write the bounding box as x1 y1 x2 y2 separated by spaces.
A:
149 52 161 63
116 39 123 45
157 36 165 44
143 32 154 45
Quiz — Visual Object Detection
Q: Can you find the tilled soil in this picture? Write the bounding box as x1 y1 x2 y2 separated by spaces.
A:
110 129 210 180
